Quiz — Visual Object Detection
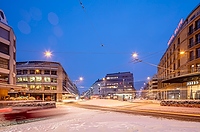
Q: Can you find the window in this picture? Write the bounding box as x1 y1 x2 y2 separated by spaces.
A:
29 77 35 82
22 77 28 82
190 65 195 73
44 70 50 74
44 77 51 82
51 86 57 90
195 19 200 30
36 77 42 82
30 70 35 74
44 85 51 90
51 70 57 75
51 78 57 83
178 37 180 44
35 85 42 90
23 70 28 74
189 25 193 35
196 48 200 58
196 64 200 72
195 33 200 44
0 27 9 40
189 37 194 48
0 57 9 69
17 70 22 75
0 42 9 55
0 73 8 84
29 85 35 90
189 51 194 61
178 59 180 68
35 69 41 74
17 77 22 82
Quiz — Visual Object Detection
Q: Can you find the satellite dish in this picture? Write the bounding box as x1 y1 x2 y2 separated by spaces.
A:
0 9 8 25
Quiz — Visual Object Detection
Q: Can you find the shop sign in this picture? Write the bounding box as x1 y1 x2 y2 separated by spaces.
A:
187 81 199 86
167 19 184 46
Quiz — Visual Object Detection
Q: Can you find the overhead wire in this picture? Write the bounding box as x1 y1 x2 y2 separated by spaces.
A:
79 0 104 47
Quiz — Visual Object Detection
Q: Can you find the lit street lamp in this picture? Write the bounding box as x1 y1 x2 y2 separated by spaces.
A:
44 50 52 58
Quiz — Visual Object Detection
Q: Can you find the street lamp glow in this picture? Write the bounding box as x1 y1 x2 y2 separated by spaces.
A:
44 50 52 58
79 77 83 81
132 52 138 58
147 77 150 80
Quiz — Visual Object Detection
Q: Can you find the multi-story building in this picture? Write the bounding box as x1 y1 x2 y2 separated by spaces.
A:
0 9 21 100
16 61 79 101
157 4 200 100
86 72 136 100
147 75 158 100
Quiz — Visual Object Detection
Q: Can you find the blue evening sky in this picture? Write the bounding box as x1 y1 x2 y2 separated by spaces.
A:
1 0 200 92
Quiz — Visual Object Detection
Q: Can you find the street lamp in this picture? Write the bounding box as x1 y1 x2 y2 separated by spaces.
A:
79 77 83 81
44 50 52 58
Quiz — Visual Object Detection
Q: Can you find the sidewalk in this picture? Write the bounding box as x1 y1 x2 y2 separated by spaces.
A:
77 99 200 114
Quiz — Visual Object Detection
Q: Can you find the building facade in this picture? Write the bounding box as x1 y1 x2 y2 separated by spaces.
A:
146 75 159 100
0 9 21 100
157 4 200 100
85 72 136 100
16 61 79 101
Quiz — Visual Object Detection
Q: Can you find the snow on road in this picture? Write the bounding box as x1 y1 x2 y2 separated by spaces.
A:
0 103 200 132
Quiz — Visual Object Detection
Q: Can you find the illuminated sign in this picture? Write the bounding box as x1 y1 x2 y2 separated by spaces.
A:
187 81 199 86
167 19 184 46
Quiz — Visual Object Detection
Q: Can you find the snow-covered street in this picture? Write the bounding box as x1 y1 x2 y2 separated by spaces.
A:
1 99 200 132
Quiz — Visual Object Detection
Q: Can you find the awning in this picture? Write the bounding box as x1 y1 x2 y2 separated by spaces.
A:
162 72 200 83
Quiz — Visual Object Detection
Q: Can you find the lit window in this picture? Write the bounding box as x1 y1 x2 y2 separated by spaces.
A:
191 65 195 73
44 77 51 82
36 85 42 90
197 64 200 72
35 69 41 74
30 77 35 82
17 77 22 82
22 77 28 82
51 86 57 90
36 77 42 82
29 85 35 90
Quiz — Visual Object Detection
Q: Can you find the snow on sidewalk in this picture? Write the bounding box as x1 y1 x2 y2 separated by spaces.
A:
78 99 200 114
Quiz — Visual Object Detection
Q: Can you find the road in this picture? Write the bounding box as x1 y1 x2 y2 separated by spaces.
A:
72 99 200 122
1 99 200 132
